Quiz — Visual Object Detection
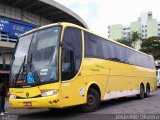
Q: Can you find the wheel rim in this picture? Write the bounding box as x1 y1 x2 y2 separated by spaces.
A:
87 94 96 106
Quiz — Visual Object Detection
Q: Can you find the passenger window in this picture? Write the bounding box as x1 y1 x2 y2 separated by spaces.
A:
107 42 116 60
142 55 148 67
101 39 110 59
84 32 103 58
101 39 117 61
126 49 136 65
148 56 155 69
115 44 127 62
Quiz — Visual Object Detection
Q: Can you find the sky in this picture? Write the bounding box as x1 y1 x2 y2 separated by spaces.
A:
54 0 160 37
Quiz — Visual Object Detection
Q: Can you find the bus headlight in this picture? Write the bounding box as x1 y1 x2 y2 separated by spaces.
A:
10 94 17 99
41 90 59 97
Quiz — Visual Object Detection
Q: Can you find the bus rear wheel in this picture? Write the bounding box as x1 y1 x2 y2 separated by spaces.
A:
138 84 145 99
81 88 100 112
145 84 150 98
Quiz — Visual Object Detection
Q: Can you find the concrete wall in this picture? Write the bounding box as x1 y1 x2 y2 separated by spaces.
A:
0 54 12 65
130 21 141 32
109 24 122 40
147 19 157 37
0 3 51 26
0 46 14 65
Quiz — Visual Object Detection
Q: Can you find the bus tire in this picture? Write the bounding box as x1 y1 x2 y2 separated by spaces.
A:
145 84 150 98
81 88 100 112
138 84 145 99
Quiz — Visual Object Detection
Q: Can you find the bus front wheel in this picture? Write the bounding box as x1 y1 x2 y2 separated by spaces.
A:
81 88 100 112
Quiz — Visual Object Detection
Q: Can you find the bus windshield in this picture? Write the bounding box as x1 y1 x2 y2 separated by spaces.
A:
10 27 61 87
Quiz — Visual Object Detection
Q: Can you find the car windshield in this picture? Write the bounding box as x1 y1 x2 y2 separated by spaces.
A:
10 27 61 87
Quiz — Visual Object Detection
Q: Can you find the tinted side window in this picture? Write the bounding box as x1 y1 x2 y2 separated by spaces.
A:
105 41 116 60
126 48 136 65
115 44 127 62
142 55 148 67
96 37 103 58
101 39 110 59
84 32 103 58
84 31 154 69
62 27 82 80
148 56 155 69
136 53 146 67
134 52 155 69
136 52 141 66
84 32 96 57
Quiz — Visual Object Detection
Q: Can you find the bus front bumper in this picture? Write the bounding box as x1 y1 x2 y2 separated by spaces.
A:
9 95 63 109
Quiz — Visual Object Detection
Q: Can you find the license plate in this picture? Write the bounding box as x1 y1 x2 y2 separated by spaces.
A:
23 102 32 107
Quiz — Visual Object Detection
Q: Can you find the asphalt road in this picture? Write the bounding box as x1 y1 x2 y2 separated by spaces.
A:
1 88 160 120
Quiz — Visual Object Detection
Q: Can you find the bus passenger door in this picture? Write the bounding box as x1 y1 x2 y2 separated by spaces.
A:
61 43 80 107
60 27 83 107
61 44 75 81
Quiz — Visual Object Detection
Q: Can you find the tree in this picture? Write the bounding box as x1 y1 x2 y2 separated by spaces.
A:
130 31 141 48
116 32 141 48
140 36 160 59
116 38 131 47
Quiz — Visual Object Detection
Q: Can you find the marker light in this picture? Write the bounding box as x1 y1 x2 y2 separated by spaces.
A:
10 94 17 99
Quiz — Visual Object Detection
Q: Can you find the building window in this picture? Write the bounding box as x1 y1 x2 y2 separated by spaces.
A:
142 30 144 32
145 30 147 32
145 25 147 27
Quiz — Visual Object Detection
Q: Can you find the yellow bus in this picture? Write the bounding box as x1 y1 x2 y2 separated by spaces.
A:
9 22 157 112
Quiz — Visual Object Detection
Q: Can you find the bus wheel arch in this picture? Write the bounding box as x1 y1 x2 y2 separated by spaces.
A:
81 84 101 112
89 84 101 99
145 83 150 98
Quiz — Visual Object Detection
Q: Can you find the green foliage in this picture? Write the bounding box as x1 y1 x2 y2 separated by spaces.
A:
130 31 141 48
116 39 131 47
116 32 141 48
140 36 160 59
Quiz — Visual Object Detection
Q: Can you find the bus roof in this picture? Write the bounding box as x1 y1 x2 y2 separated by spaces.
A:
20 22 153 59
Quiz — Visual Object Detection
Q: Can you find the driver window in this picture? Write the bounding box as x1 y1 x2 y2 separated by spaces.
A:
62 27 82 81
62 46 75 80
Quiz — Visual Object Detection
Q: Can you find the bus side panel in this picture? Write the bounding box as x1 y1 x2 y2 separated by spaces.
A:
61 58 108 107
61 58 157 107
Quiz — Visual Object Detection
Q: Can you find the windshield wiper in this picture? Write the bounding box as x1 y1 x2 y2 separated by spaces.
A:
15 55 26 86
